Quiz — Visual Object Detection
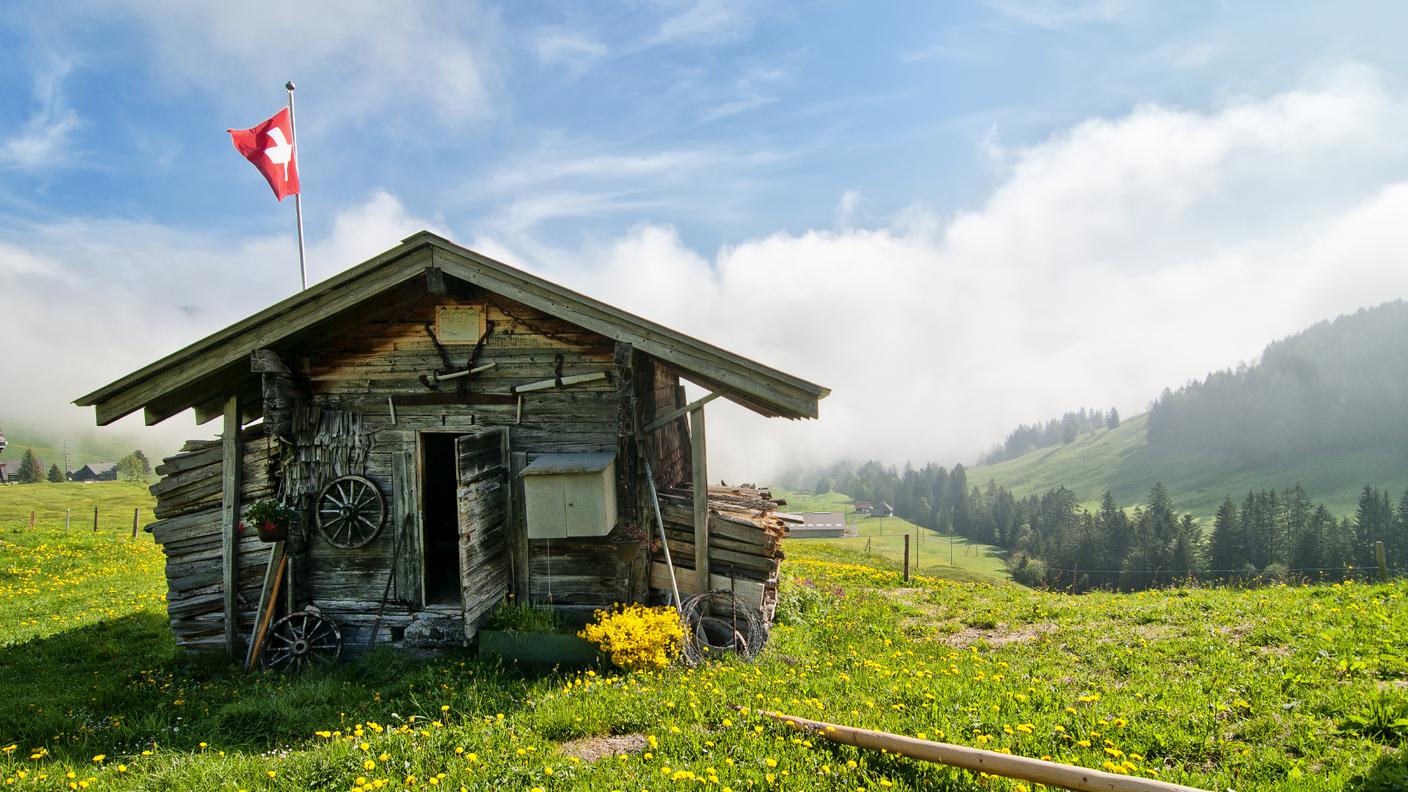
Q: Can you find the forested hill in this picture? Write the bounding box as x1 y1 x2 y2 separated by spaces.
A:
972 300 1408 517
971 412 1405 518
1148 300 1408 461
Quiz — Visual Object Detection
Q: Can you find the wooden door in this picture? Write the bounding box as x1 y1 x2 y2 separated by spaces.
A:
455 428 511 640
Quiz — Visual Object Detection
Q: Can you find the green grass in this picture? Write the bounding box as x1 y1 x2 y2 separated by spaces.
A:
3 484 1408 790
775 490 1010 584
971 413 1408 519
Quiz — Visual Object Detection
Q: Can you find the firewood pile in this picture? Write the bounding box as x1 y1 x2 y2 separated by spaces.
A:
145 431 278 650
650 484 798 622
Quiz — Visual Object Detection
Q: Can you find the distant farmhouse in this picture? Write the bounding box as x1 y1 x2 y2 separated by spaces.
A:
0 461 17 483
787 512 849 539
71 462 118 482
871 501 894 517
0 427 7 456
851 500 872 514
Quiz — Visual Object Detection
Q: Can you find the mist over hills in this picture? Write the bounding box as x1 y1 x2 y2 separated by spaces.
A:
785 300 1408 519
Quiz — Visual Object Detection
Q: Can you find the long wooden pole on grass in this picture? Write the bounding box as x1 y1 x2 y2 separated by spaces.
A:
748 708 1209 792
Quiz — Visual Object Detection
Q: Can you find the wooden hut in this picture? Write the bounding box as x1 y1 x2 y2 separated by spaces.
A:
71 462 118 482
75 232 828 661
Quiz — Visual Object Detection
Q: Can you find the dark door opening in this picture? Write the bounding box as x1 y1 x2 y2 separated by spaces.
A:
421 434 463 606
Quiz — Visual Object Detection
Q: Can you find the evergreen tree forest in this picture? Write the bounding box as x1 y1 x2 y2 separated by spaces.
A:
808 459 1407 591
978 406 1119 465
1147 301 1408 461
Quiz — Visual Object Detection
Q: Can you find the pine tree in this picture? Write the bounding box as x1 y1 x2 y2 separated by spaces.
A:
46 464 63 483
1290 505 1331 579
1208 496 1245 579
16 448 43 484
1105 407 1120 430
1094 492 1130 575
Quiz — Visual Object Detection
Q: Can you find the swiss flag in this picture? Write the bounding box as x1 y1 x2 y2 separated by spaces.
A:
228 108 300 201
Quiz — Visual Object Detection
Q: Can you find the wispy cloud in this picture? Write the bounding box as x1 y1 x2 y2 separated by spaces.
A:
649 0 756 47
530 28 607 75
76 0 503 128
985 0 1128 29
0 55 82 171
697 60 789 123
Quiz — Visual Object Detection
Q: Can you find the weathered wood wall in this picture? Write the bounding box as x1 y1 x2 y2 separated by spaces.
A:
148 431 277 651
646 361 692 489
147 277 669 652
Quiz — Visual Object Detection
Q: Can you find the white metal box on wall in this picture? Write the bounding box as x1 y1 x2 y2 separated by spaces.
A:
521 452 618 539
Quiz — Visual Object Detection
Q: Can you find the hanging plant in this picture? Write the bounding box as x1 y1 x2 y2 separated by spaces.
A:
242 499 298 542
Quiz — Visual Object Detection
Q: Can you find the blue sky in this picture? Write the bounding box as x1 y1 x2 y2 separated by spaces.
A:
5 1 1408 475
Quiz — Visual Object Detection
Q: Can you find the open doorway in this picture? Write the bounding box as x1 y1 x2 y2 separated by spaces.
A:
420 433 463 607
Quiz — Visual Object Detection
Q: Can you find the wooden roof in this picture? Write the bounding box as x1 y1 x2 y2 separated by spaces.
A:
75 231 829 425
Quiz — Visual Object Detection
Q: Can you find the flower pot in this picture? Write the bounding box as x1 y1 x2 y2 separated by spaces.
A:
256 520 289 542
478 630 600 668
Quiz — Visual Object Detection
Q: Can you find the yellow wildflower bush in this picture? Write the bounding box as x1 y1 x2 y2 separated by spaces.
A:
579 604 684 672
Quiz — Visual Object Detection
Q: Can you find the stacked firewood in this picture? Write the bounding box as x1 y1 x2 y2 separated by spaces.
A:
145 431 278 650
649 484 797 622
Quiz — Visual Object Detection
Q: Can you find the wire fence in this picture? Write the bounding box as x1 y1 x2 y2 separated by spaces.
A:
3 505 150 537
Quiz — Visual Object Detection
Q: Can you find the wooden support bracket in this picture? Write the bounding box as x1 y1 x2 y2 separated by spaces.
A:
645 391 720 433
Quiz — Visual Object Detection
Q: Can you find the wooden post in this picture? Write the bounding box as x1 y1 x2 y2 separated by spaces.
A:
690 404 709 593
29 511 35 529
93 506 99 532
1376 540 1388 582
65 509 70 530
753 709 1208 792
903 534 910 581
221 395 242 657
132 508 139 538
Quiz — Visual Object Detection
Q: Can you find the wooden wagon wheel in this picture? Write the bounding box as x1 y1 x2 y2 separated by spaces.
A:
315 475 386 549
260 610 342 671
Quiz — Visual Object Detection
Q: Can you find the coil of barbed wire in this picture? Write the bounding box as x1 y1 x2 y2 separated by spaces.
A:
680 591 765 666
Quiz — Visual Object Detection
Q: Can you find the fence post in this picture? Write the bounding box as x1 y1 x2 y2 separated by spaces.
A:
903 534 911 582
93 506 99 532
29 511 35 529
65 509 71 530
132 508 140 539
1376 540 1389 583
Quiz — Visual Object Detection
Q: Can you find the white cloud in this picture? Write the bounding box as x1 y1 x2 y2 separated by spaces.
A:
985 0 1129 29
0 191 438 452
12 67 1408 487
0 54 82 171
477 66 1408 479
82 1 501 127
649 0 755 47
834 190 861 229
531 29 607 74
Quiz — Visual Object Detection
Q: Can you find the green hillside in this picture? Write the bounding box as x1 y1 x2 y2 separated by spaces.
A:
0 426 173 475
972 412 1408 519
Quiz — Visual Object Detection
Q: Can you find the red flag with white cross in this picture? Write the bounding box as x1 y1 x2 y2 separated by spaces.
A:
228 107 300 201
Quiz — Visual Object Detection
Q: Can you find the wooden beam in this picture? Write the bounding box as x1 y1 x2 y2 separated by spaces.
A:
690 404 709 593
221 395 242 657
645 391 720 433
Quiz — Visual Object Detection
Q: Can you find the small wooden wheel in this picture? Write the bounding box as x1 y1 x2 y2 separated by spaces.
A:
261 610 342 671
315 475 386 549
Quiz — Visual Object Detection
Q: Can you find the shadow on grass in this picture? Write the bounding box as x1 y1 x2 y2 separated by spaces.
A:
1345 748 1408 792
0 612 534 761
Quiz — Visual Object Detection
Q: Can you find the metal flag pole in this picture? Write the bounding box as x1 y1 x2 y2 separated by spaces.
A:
285 81 308 291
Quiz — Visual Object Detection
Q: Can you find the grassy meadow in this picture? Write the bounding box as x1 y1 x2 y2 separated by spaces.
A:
970 413 1408 519
2 483 1407 790
776 490 1010 584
